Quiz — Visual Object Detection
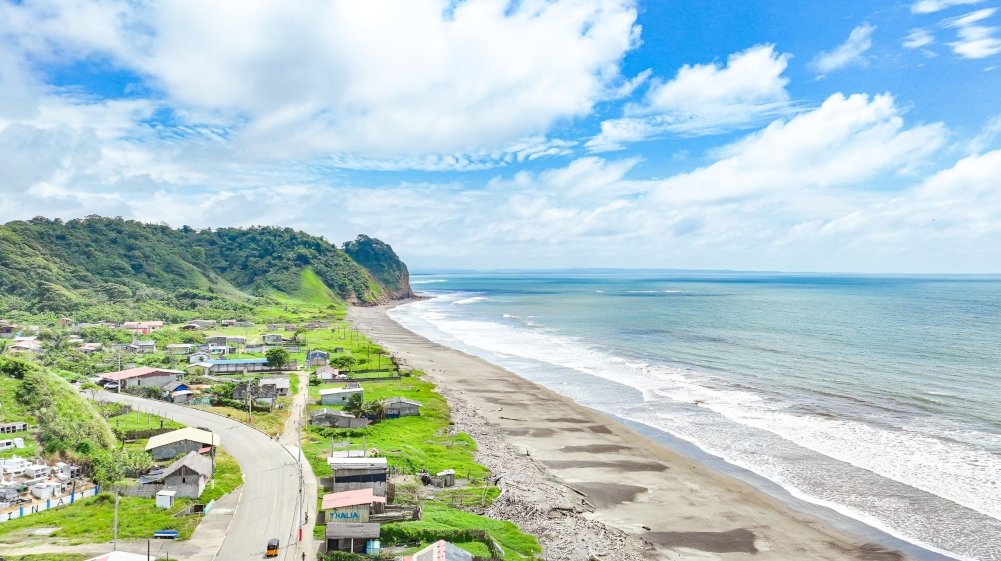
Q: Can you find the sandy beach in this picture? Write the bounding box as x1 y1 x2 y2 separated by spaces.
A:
348 303 910 561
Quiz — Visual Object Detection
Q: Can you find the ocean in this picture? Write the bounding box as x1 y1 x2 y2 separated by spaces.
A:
390 272 1001 561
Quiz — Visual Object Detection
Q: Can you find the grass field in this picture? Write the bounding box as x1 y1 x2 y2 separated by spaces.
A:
384 501 541 561
108 410 184 433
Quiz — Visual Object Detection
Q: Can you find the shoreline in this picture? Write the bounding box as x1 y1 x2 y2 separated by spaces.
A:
348 302 924 561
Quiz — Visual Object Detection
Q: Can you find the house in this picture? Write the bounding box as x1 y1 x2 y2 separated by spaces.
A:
127 340 157 354
188 352 211 363
188 319 218 328
179 323 199 331
320 387 363 406
165 343 194 355
315 366 342 382
321 488 386 524
120 321 164 335
162 381 193 404
326 457 388 496
263 333 283 345
205 335 229 346
0 324 18 339
78 342 103 354
160 451 213 498
325 523 381 554
226 336 246 346
383 397 423 418
208 345 234 355
244 343 266 353
259 377 290 396
0 422 28 434
99 367 183 390
188 358 295 374
57 317 74 327
145 427 216 461
310 409 370 429
398 540 474 561
307 350 329 367
10 337 41 353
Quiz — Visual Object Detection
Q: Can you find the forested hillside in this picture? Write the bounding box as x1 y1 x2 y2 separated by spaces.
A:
0 216 412 315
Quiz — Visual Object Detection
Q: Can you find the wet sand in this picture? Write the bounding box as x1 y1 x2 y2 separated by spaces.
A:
349 303 908 561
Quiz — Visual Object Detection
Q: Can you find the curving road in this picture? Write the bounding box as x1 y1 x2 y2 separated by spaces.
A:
99 391 306 560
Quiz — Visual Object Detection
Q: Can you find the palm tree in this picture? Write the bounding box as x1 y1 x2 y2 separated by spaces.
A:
363 399 385 421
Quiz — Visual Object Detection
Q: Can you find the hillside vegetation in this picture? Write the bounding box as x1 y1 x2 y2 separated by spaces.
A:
0 216 412 316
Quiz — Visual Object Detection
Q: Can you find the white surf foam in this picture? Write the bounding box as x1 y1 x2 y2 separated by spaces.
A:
389 296 1001 560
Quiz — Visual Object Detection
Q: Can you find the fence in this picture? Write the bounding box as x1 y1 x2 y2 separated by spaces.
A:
115 427 174 441
109 482 164 498
0 484 99 522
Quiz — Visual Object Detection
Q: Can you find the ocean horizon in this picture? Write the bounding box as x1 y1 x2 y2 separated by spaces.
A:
392 272 1001 561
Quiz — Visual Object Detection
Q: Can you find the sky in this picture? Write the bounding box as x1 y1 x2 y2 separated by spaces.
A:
1 0 1000 273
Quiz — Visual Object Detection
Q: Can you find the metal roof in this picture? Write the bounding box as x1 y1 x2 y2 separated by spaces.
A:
145 427 216 451
321 488 386 510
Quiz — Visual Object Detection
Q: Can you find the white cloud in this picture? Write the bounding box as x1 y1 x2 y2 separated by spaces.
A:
904 28 935 49
587 44 794 150
911 0 984 14
0 0 641 165
651 93 945 204
942 8 1001 58
811 23 877 75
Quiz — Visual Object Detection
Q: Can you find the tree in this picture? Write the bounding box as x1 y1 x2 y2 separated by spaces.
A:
345 393 364 417
363 399 385 421
266 347 289 370
0 356 33 379
331 355 357 372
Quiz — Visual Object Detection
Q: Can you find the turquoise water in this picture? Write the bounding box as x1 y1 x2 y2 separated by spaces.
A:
391 272 1001 561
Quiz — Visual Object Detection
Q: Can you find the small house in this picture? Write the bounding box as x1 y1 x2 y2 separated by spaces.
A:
160 451 213 498
307 350 329 367
259 377 290 397
205 335 229 346
188 352 211 363
310 409 370 429
145 427 216 461
383 397 423 418
263 333 283 345
162 381 193 404
189 319 217 328
78 342 103 353
221 319 237 327
128 340 157 354
165 344 194 355
99 367 183 390
315 366 342 382
120 321 164 335
325 523 381 554
326 457 389 496
320 387 363 406
321 488 386 524
155 489 176 509
226 336 246 346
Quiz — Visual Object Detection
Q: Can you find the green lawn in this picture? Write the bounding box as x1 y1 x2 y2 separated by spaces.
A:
108 411 184 433
0 493 201 543
201 447 243 502
302 373 486 480
383 501 541 561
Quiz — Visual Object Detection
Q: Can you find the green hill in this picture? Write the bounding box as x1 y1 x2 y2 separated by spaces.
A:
0 216 413 316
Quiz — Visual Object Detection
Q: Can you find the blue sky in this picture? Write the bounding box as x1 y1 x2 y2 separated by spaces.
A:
1 0 1000 272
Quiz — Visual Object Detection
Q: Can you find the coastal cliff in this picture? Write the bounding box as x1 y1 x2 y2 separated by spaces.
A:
0 216 413 314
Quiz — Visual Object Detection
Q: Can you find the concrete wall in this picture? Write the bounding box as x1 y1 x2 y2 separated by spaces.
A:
123 373 177 390
0 485 99 522
326 504 369 523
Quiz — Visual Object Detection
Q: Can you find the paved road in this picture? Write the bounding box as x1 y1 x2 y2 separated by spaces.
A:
99 391 306 561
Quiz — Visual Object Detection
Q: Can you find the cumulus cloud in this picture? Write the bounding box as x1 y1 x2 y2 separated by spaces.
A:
811 23 877 75
911 0 984 14
0 0 641 166
587 44 794 150
650 93 945 204
942 8 1001 58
